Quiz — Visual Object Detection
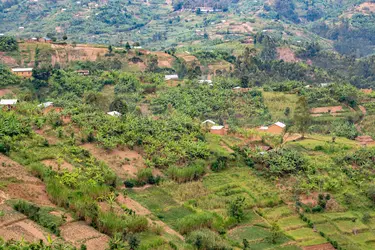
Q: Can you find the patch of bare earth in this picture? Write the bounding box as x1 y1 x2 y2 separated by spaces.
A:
0 52 18 66
303 243 335 250
277 47 300 63
152 52 175 68
0 88 13 97
0 154 54 207
34 128 59 145
81 144 145 178
0 204 53 243
355 2 375 14
51 44 108 66
310 106 344 114
42 159 74 172
176 53 198 63
60 221 109 250
283 133 302 143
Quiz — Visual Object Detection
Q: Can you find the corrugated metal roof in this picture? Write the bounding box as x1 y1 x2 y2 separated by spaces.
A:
12 68 33 72
0 99 18 105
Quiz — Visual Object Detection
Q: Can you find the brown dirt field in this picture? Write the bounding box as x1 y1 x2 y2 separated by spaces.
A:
0 218 51 243
0 88 13 97
0 154 54 207
116 194 150 216
5 183 54 207
128 61 147 71
51 44 108 66
60 221 109 250
303 243 335 250
310 106 343 114
152 52 175 68
34 128 59 145
277 47 299 63
299 193 318 207
356 2 375 13
283 133 302 143
0 205 27 227
81 144 145 179
42 159 75 172
140 103 151 115
230 22 255 33
176 53 198 63
359 105 367 115
0 52 18 66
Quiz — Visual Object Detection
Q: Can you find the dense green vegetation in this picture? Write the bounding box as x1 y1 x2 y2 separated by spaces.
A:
3 3 375 247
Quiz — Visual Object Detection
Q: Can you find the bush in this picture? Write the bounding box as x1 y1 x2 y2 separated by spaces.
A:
12 200 63 235
125 215 148 233
167 165 205 183
124 179 136 188
177 213 214 234
254 148 307 176
211 156 228 172
186 229 231 250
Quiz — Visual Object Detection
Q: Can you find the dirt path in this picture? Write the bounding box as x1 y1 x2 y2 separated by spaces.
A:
116 194 184 240
220 142 234 153
355 105 367 133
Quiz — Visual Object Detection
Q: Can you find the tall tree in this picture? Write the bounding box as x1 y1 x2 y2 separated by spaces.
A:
293 96 311 138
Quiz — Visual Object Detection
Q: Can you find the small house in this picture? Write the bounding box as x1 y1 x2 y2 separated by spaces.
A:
28 37 38 42
11 68 33 78
258 122 286 135
0 99 17 110
38 37 52 43
165 75 179 81
38 102 54 108
76 70 90 76
202 120 215 125
107 111 122 117
198 80 213 84
267 122 286 134
210 125 227 136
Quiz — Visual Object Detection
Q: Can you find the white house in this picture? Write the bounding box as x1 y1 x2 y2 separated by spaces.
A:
38 102 53 108
202 120 216 125
165 75 179 80
0 99 18 110
198 80 213 84
0 99 17 105
274 122 286 128
107 111 122 117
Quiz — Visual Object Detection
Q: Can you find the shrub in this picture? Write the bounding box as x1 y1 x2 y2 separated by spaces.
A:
12 200 63 235
167 165 205 183
211 156 228 172
177 213 214 234
124 179 136 188
186 229 231 250
362 213 371 223
125 215 148 233
254 148 307 176
228 196 246 222
97 211 128 235
137 168 153 184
